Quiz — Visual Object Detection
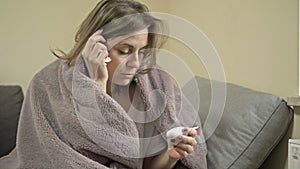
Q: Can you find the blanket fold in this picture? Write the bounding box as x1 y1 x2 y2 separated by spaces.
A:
0 57 207 169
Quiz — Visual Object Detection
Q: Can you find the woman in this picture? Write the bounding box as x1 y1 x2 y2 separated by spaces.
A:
0 0 207 168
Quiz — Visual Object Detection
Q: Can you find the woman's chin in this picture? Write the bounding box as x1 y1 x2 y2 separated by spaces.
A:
112 79 133 86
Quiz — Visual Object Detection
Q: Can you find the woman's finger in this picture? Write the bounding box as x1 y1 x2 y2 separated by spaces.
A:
182 127 198 137
97 49 109 65
90 43 108 60
180 135 197 146
187 128 198 137
83 30 106 57
175 143 194 154
91 29 103 37
174 147 188 158
91 29 106 42
89 34 106 44
85 36 106 52
168 147 187 159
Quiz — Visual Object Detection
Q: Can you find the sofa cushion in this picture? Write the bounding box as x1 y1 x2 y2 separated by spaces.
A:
0 85 23 157
182 76 293 169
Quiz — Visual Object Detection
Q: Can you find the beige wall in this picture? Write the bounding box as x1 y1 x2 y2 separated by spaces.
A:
144 0 298 98
0 0 299 168
0 0 99 91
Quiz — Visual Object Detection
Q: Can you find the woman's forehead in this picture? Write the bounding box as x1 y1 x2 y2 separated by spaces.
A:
108 28 149 49
118 35 148 47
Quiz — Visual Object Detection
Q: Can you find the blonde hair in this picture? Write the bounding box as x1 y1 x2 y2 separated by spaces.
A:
52 0 167 71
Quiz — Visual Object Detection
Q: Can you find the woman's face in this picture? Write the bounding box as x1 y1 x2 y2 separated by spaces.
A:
106 28 148 86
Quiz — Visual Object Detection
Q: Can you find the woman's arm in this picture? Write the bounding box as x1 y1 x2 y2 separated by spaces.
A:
144 151 178 169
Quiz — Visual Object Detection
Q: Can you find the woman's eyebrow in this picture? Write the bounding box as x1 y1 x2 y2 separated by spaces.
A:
117 43 148 49
117 43 133 48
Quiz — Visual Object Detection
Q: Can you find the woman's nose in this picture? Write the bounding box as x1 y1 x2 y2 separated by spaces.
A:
127 52 140 68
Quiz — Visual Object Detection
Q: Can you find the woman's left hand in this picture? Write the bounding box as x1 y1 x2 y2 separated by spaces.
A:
167 127 198 160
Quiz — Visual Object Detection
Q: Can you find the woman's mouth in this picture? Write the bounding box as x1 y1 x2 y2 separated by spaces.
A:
121 73 135 78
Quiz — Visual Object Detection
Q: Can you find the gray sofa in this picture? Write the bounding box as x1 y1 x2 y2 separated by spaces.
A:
0 76 293 168
182 76 293 169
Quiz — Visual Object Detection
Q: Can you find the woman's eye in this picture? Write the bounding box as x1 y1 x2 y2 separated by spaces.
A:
118 50 130 55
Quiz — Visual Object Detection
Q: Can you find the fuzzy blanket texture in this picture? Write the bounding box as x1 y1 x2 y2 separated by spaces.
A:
0 57 207 169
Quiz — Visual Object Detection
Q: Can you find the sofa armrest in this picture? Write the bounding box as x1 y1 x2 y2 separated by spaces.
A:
0 85 24 157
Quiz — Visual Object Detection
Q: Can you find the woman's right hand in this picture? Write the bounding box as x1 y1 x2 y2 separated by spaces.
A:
81 29 109 91
167 127 198 160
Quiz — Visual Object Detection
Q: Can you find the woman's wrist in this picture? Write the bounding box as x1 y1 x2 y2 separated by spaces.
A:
144 151 178 169
95 79 107 92
165 151 179 169
160 151 179 169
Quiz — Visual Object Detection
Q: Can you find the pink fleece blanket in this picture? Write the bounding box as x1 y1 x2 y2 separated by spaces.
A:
0 57 207 169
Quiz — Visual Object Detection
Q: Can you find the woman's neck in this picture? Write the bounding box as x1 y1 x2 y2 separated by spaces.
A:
106 81 137 112
107 81 136 102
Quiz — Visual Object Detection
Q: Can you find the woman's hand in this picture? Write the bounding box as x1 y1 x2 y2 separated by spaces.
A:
168 127 198 160
81 29 109 91
144 127 198 169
